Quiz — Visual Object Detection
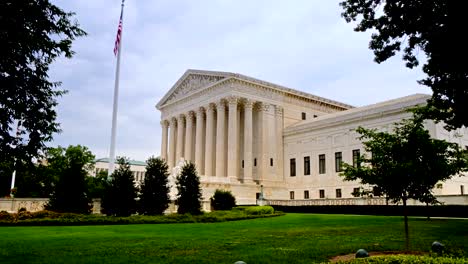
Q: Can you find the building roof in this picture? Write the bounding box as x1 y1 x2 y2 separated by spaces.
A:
284 93 431 134
156 69 354 110
95 158 147 167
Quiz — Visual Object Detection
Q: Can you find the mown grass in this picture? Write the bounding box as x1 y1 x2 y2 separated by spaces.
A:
0 214 466 263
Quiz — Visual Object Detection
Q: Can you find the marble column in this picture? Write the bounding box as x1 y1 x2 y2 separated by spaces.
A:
227 96 238 178
195 107 205 174
176 114 185 164
168 117 177 168
204 103 216 176
184 111 194 162
215 100 226 177
243 100 254 182
160 120 169 161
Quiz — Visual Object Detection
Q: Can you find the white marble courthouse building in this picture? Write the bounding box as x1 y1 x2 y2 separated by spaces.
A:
157 69 468 205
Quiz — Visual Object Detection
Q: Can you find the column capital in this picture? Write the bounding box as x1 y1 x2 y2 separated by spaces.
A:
177 114 185 125
170 117 177 125
197 107 205 115
187 111 195 120
256 102 270 112
227 96 239 106
216 99 227 110
206 103 216 112
243 99 254 109
160 120 169 127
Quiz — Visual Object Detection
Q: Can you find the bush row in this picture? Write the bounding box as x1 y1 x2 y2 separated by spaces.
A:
271 205 468 218
0 207 283 226
338 255 468 264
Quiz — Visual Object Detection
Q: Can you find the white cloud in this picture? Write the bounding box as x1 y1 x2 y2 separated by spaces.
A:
48 0 431 161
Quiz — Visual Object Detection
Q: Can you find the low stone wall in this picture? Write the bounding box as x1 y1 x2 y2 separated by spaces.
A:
264 195 468 206
0 198 211 214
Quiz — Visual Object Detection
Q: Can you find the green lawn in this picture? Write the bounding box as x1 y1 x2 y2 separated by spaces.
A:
0 214 466 263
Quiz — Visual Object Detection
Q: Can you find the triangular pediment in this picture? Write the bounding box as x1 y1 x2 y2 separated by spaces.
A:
157 70 229 108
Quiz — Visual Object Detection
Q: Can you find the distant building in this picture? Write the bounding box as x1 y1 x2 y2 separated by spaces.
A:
156 69 468 205
93 158 147 185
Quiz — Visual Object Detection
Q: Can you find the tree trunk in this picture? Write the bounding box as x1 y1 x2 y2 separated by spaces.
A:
403 198 409 250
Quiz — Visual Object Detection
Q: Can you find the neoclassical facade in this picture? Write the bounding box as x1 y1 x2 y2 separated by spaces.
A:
157 69 468 204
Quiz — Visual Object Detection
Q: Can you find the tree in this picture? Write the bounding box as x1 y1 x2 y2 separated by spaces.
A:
340 1 467 130
101 157 138 217
210 189 236 211
341 118 467 249
138 157 170 215
13 161 55 198
0 1 86 172
45 145 95 214
86 170 108 199
176 162 202 215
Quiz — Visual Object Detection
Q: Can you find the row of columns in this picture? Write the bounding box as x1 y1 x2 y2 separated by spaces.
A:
160 96 283 182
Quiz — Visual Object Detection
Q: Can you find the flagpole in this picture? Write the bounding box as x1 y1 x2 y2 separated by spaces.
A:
108 0 125 177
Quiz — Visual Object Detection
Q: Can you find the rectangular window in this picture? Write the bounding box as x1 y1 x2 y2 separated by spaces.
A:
319 189 325 198
290 191 295 200
313 114 318 118
304 190 309 199
290 158 296 176
352 149 360 167
242 160 244 168
254 158 257 167
319 154 326 174
270 158 273 166
304 156 310 175
436 183 443 189
461 185 465 195
335 152 343 172
301 112 306 120
336 189 342 198
352 187 360 197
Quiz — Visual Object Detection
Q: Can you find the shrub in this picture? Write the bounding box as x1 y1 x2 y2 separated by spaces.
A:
176 162 202 215
0 211 13 221
138 157 170 215
210 189 236 210
245 206 274 215
338 255 467 263
31 210 61 219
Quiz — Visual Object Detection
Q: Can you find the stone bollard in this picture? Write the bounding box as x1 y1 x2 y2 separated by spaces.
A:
431 241 445 254
355 249 369 258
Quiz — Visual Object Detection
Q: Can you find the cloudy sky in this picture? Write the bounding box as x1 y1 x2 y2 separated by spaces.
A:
49 0 430 161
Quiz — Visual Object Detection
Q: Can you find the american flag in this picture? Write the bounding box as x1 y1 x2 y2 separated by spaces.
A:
113 2 124 56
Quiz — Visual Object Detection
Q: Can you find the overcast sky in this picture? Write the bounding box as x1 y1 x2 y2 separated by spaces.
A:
48 0 430 161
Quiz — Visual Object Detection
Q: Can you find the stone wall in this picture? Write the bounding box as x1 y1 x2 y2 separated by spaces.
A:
264 195 468 206
0 198 211 214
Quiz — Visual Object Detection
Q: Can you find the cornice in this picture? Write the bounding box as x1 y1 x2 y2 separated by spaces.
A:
283 94 429 137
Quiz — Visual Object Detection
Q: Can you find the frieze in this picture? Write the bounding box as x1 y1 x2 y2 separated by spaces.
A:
164 74 225 105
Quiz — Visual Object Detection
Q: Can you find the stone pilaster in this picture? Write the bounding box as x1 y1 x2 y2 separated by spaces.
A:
243 99 254 182
160 120 169 161
227 96 239 179
195 107 205 174
175 114 185 164
275 106 284 180
259 103 270 181
215 100 227 177
184 111 195 162
168 117 177 168
204 103 216 176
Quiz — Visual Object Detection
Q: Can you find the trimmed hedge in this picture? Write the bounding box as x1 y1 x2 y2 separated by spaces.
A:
0 208 284 226
338 255 468 264
271 205 468 218
245 205 275 215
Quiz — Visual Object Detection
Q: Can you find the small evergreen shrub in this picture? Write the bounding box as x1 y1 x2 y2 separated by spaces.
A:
176 162 202 215
210 189 236 210
338 255 467 264
245 206 274 215
0 211 13 221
